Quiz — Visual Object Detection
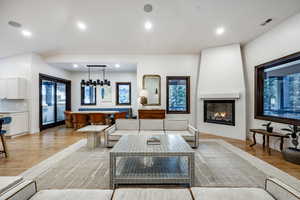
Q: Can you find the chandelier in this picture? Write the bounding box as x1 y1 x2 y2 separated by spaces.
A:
81 65 111 87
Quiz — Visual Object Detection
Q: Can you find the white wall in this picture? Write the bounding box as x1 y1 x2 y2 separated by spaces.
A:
198 44 247 140
46 54 199 125
0 54 32 111
243 13 300 149
71 71 137 115
30 54 71 133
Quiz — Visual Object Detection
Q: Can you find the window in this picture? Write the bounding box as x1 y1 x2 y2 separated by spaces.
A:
167 76 190 114
81 85 96 105
116 82 131 105
255 51 300 125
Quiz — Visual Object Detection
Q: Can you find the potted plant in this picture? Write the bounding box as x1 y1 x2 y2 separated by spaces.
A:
281 125 300 165
262 122 273 133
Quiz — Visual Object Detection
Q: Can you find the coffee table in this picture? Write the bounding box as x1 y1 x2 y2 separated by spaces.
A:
77 125 109 149
109 135 195 188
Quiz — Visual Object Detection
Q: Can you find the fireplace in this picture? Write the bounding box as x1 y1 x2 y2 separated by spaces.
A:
204 100 235 126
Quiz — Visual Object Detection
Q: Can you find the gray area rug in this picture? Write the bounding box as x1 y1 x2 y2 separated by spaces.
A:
35 141 267 190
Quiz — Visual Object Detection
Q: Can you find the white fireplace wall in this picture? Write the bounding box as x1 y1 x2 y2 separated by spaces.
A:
197 44 247 140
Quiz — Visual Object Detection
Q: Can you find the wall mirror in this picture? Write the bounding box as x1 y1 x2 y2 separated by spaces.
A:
142 75 161 106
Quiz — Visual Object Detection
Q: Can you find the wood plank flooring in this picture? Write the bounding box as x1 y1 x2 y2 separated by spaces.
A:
0 127 299 180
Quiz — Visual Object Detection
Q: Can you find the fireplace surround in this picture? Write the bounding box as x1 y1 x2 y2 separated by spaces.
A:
204 100 235 126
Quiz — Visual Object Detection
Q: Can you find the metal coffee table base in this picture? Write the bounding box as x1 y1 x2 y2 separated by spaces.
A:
109 154 195 189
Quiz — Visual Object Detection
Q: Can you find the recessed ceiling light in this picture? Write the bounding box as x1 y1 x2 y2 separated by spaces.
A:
144 21 153 31
115 64 120 68
8 21 22 28
77 21 87 31
215 27 225 35
73 64 79 68
21 30 32 38
144 4 153 13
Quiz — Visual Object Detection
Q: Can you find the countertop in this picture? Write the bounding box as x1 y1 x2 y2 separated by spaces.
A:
0 110 28 114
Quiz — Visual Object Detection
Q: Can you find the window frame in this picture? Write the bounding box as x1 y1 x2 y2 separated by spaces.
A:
116 82 131 105
166 76 190 114
81 85 97 106
255 51 300 126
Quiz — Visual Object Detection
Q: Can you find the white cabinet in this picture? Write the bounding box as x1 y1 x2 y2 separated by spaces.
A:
2 112 29 136
0 78 27 99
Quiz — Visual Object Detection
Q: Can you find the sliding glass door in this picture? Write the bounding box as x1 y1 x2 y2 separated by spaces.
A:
39 74 71 130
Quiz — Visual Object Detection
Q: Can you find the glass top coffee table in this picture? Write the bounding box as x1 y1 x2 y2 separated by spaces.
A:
109 135 195 188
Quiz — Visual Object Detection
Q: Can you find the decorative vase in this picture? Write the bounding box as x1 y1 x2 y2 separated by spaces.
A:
267 127 273 133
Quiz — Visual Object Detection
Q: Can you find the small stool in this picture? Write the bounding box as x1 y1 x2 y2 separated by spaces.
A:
0 117 12 158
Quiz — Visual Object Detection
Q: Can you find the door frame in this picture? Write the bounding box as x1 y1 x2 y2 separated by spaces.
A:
39 73 71 131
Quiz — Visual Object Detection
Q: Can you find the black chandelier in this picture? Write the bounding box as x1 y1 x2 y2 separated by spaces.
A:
81 65 111 87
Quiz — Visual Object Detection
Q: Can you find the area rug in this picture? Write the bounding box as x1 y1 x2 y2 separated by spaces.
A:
21 139 300 190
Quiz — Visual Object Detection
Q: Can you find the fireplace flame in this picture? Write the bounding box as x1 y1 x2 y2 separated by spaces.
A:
214 112 227 118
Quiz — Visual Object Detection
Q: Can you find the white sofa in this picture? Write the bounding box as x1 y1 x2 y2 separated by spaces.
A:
105 119 139 147
105 119 199 148
1 177 299 200
164 119 199 148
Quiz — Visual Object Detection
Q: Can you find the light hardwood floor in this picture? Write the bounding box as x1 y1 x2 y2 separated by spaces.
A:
0 126 299 180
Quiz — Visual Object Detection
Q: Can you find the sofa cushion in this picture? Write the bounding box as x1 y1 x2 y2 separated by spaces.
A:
116 119 139 130
109 130 139 140
164 119 188 130
165 131 194 141
0 176 23 194
113 188 192 200
191 187 275 200
30 189 113 200
139 131 165 136
140 119 164 131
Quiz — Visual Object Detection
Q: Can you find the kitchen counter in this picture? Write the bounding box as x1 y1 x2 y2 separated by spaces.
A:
0 111 28 114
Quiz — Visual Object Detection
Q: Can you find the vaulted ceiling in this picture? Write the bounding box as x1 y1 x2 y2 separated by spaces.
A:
1 0 300 58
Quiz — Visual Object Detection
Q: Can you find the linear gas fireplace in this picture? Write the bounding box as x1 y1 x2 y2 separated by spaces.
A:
204 100 235 126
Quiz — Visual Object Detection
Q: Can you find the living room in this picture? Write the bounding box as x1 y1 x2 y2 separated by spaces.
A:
0 0 300 199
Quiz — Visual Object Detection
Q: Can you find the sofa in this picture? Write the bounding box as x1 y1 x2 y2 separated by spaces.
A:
1 176 299 200
105 119 199 148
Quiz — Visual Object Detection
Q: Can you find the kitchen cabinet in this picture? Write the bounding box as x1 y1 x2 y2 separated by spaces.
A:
0 112 29 136
0 78 27 99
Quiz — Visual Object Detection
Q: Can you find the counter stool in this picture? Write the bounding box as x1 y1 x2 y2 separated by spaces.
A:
72 114 89 129
0 117 12 158
89 113 107 125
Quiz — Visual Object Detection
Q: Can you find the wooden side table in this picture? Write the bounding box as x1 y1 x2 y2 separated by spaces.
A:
249 129 289 155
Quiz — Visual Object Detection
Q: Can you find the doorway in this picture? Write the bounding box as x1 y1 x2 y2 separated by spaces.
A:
39 74 71 131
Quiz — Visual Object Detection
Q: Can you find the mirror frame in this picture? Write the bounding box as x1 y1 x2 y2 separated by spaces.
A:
142 74 161 106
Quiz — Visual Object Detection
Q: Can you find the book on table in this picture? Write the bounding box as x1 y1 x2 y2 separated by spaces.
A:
147 136 161 145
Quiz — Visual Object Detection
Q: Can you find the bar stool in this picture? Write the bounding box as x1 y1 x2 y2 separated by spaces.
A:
64 111 73 128
72 114 89 129
89 113 107 125
0 117 12 158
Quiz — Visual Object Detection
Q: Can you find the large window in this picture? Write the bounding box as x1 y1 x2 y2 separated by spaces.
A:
255 52 300 125
116 82 131 105
81 85 96 105
166 76 190 114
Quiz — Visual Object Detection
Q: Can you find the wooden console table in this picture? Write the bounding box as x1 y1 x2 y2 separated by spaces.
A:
249 129 289 155
138 109 166 119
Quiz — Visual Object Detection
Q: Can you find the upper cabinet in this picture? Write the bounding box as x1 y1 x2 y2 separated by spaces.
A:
0 78 27 99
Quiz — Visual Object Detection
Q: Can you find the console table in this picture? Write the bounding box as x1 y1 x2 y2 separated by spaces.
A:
138 109 165 119
249 129 289 155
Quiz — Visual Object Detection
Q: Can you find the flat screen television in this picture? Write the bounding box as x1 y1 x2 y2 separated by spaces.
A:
255 52 300 125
